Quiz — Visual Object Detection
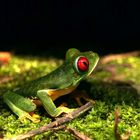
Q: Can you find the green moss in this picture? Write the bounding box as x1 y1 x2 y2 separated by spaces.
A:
0 54 140 139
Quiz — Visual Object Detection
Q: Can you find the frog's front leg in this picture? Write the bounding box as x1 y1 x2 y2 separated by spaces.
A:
3 91 40 123
37 90 74 117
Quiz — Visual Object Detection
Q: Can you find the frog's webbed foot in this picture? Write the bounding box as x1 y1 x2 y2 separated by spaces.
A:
19 112 40 123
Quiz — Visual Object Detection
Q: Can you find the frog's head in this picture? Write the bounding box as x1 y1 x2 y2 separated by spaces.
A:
65 48 99 85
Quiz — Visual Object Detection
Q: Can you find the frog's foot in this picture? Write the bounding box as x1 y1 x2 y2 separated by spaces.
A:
58 106 76 118
58 103 75 114
82 96 95 104
71 90 95 106
51 106 76 117
75 97 83 106
19 112 40 123
75 95 95 106
59 106 75 113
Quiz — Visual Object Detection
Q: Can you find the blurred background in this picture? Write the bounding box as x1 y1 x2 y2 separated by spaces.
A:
0 0 140 56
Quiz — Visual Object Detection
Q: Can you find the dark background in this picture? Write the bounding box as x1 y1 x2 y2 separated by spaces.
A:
0 0 140 56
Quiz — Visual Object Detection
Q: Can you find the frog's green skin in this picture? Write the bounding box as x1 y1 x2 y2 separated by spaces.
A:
3 48 99 122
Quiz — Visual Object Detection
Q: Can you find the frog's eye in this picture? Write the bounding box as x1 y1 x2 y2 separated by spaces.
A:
75 56 89 73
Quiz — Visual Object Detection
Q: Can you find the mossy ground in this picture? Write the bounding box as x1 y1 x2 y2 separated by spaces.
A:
0 53 140 139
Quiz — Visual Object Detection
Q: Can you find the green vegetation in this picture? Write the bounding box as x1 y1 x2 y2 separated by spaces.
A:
0 53 140 139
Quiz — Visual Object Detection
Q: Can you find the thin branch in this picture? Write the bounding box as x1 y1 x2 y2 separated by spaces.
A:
5 102 93 140
114 107 121 140
67 127 92 140
100 50 140 64
49 125 92 140
114 108 131 140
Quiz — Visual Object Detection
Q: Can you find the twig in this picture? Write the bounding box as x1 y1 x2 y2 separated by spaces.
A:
67 127 92 140
114 108 132 140
50 124 66 131
49 125 92 140
114 107 121 140
5 102 93 140
0 76 13 84
100 50 140 64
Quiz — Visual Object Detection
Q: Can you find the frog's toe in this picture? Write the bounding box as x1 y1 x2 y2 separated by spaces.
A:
32 114 40 123
60 107 76 114
75 97 83 106
75 94 96 106
19 112 40 123
83 97 96 105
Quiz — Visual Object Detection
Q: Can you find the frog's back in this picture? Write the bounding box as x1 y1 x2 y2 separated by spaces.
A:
14 64 74 97
14 75 51 97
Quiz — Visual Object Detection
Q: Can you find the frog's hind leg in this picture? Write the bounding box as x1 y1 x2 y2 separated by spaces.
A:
71 90 95 106
75 94 95 106
3 91 40 123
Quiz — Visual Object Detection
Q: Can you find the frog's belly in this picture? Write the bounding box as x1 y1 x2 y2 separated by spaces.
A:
47 85 78 101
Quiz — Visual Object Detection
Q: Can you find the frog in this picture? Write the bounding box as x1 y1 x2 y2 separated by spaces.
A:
3 48 99 123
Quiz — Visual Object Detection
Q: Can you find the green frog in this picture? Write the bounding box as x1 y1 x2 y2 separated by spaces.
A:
3 48 99 122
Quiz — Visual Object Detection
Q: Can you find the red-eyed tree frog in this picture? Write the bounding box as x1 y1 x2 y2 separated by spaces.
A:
3 48 99 123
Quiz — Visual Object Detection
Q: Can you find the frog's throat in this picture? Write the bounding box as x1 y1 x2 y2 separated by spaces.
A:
47 85 78 101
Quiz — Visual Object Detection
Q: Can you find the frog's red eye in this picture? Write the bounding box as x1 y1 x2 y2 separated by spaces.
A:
75 56 89 73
